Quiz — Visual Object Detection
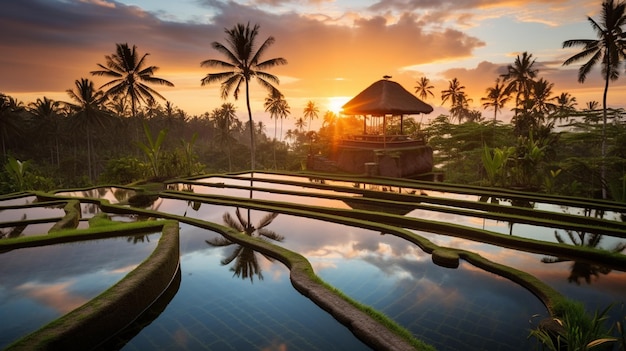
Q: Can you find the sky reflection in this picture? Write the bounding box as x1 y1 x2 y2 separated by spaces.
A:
122 223 370 351
4 175 624 350
0 234 160 348
195 205 544 350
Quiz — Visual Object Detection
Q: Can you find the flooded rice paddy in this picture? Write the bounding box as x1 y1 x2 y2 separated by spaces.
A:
1 171 625 350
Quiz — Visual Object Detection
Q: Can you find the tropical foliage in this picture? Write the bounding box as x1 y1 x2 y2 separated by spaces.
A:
562 0 626 199
529 300 620 351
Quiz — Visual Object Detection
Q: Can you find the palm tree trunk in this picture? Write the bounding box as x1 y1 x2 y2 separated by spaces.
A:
273 117 277 169
601 68 609 199
492 108 498 145
245 81 255 171
87 127 93 181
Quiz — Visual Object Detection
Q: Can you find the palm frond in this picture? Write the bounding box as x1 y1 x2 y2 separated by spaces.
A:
134 52 150 72
256 57 288 71
250 35 275 64
234 208 249 229
562 39 597 49
257 212 279 229
221 245 243 265
104 54 126 74
223 212 244 232
258 228 284 241
90 64 123 78
255 71 280 85
141 75 175 87
222 75 245 100
137 83 167 101
209 42 241 67
205 237 234 247
200 71 236 86
577 50 603 82
200 58 237 69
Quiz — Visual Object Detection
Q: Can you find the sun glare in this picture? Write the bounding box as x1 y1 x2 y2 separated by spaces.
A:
327 96 351 115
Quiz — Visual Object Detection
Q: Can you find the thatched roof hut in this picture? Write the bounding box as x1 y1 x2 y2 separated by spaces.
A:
314 77 435 178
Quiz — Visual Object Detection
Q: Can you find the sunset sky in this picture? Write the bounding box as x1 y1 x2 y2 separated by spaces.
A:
2 0 625 130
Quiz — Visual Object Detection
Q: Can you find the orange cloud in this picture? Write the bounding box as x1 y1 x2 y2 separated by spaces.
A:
17 281 89 314
1 0 623 121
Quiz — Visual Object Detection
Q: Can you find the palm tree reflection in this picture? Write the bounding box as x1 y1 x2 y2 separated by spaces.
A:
542 229 626 285
206 208 283 282
165 183 201 215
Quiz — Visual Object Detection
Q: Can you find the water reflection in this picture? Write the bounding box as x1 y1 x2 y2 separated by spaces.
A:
0 233 160 349
479 194 536 208
206 208 283 282
5 173 626 350
0 213 27 239
542 229 626 285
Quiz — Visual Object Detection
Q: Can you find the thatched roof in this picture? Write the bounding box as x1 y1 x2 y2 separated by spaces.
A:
342 79 434 116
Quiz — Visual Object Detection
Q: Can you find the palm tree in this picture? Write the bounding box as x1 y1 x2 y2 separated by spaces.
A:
285 129 294 146
0 94 25 157
542 228 625 285
481 78 511 122
441 78 470 123
106 95 131 117
501 51 539 113
65 78 110 181
264 90 289 169
586 100 600 111
264 90 289 142
28 97 63 166
295 117 307 132
414 76 435 100
256 121 267 142
563 0 626 199
210 103 238 171
530 78 556 117
143 97 161 119
303 100 319 132
201 22 287 171
551 92 578 122
322 110 337 128
91 43 174 119
206 208 283 282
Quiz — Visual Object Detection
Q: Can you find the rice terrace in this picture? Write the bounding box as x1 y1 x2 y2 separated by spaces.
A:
2 0 626 350
1 171 625 350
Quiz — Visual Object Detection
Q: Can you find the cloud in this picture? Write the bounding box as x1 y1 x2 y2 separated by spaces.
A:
440 60 506 95
2 0 618 117
368 0 604 31
17 281 89 314
1 0 213 92
0 0 486 114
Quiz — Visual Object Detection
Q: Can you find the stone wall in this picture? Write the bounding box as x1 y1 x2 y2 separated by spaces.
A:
335 145 433 177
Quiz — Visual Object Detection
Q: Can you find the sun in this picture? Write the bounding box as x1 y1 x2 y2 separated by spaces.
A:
327 96 351 115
